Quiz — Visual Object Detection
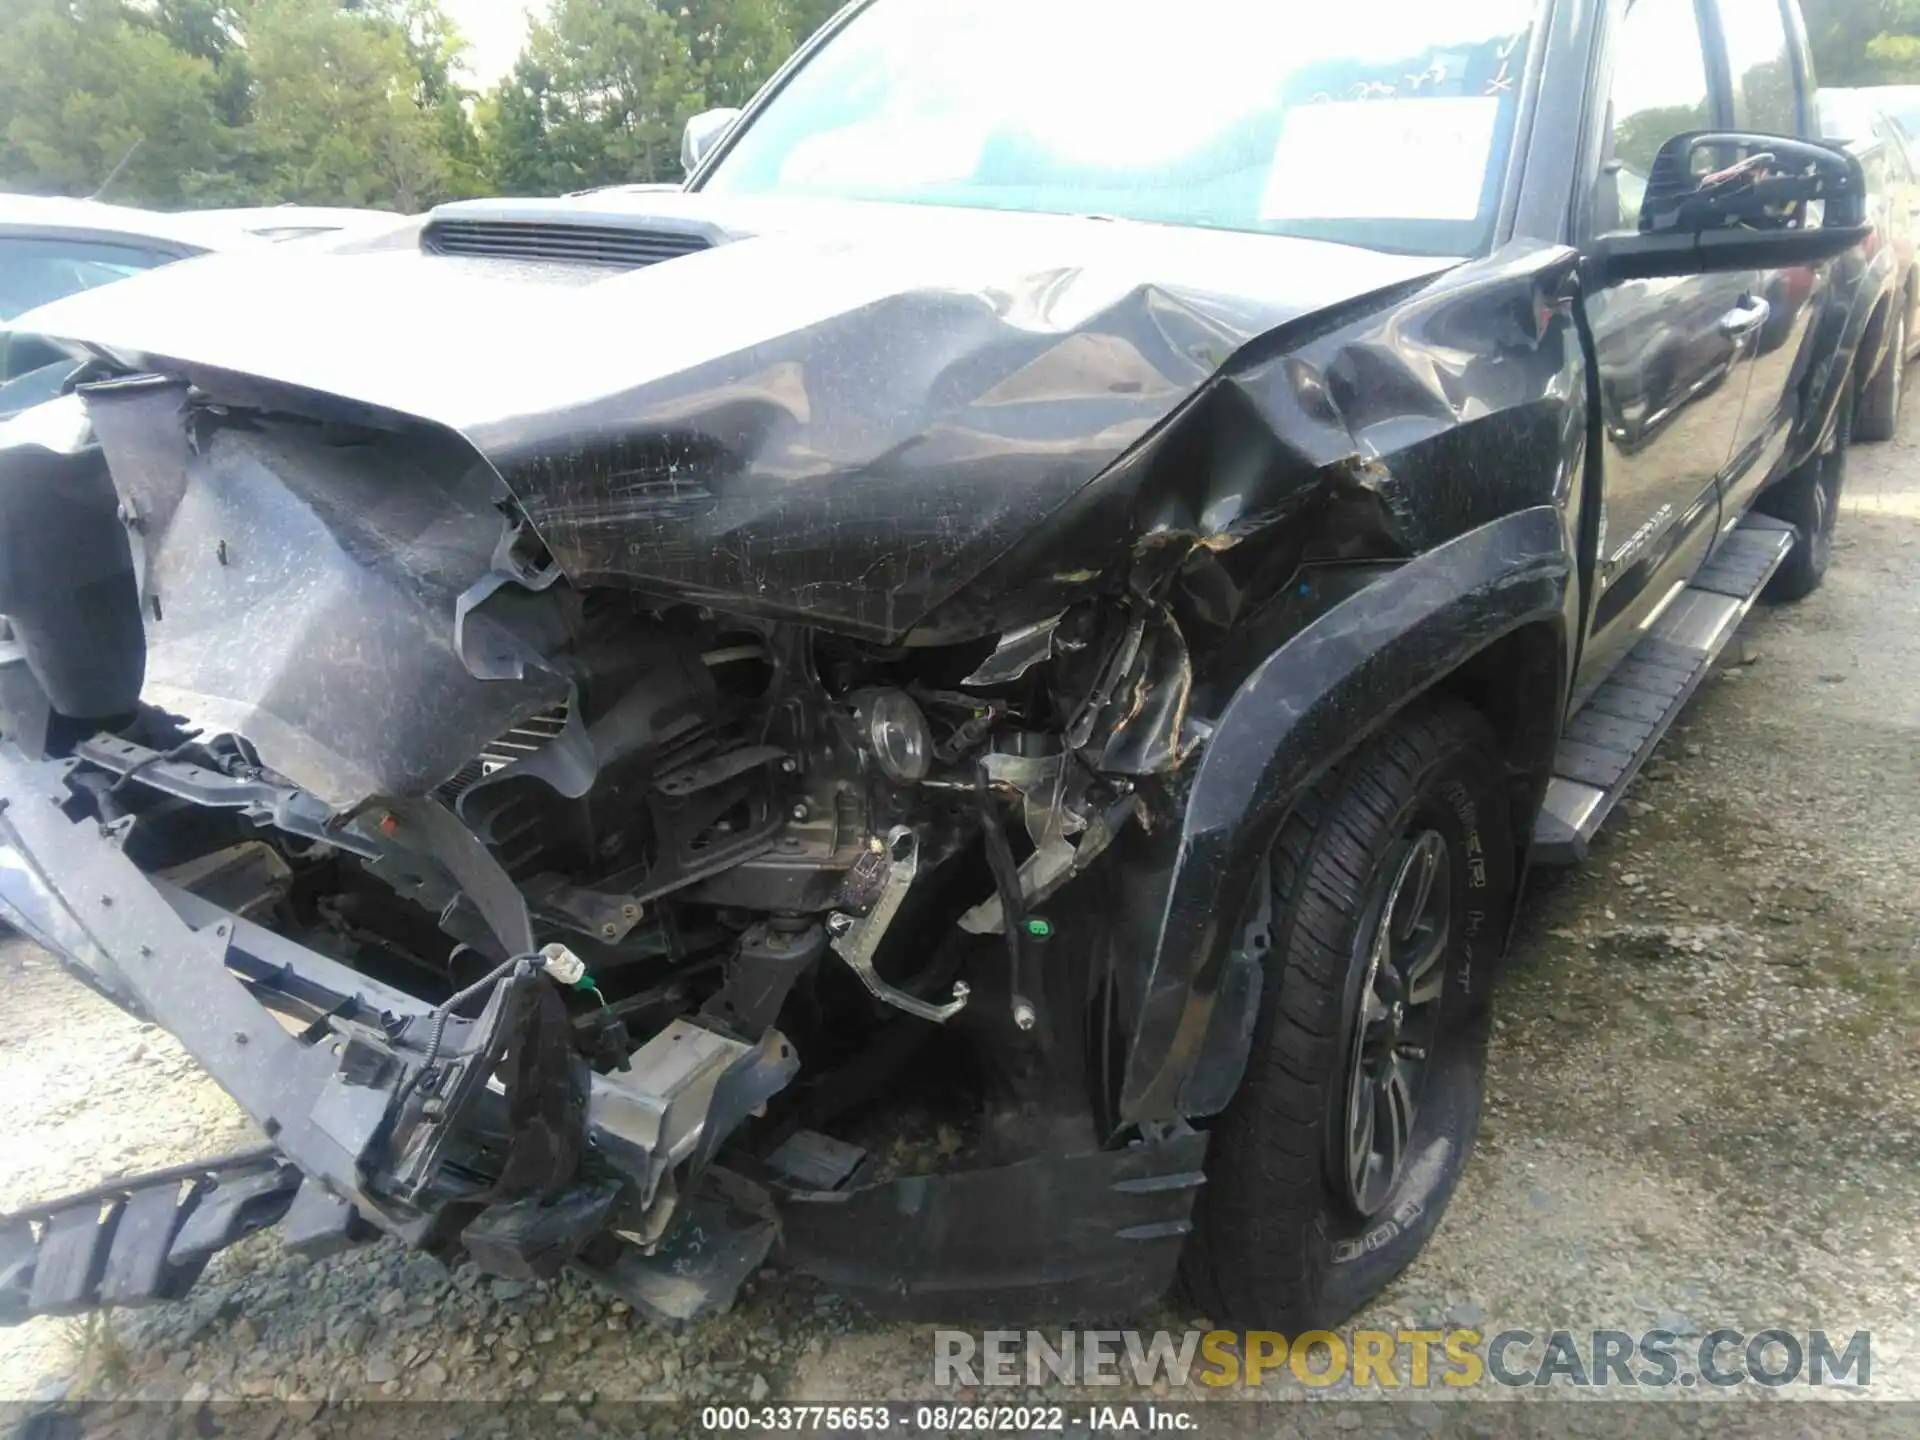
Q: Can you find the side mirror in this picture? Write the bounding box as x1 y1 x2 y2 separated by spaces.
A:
682 107 744 176
1594 131 1870 284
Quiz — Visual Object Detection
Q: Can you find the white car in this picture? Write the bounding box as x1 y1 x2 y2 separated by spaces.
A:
1 197 400 416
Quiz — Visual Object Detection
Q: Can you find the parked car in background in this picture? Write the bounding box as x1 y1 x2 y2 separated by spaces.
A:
1 197 399 418
1 196 230 412
1819 88 1920 439
1845 83 1920 150
184 205 401 243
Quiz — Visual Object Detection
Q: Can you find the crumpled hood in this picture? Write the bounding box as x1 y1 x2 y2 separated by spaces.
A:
21 193 1454 640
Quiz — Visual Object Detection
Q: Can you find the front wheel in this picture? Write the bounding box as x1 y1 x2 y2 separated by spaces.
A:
1180 700 1513 1331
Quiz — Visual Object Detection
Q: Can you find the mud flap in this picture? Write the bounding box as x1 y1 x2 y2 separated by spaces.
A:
777 1125 1208 1320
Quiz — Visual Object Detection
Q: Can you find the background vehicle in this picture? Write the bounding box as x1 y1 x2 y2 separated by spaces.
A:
1838 82 1920 145
0 196 231 414
1820 89 1912 437
0 197 398 417
184 205 399 243
1819 88 1920 439
0 0 1882 1334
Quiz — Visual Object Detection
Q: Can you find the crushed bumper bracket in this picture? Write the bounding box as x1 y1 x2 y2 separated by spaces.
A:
0 742 807 1326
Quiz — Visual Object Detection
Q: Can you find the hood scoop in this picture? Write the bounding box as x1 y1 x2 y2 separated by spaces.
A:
421 216 714 269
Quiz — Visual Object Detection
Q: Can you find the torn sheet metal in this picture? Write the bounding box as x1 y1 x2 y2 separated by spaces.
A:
81 380 569 810
1066 602 1195 776
15 192 1456 644
960 613 1065 687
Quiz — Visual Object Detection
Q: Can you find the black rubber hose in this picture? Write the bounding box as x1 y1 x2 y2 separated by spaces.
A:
974 761 1038 1028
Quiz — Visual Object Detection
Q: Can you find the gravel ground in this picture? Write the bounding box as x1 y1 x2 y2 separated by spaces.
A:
2 408 1917 1422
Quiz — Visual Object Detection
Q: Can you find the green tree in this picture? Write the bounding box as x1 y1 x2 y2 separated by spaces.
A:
152 0 242 63
1803 0 1920 86
485 0 703 191
0 0 230 203
153 0 253 132
788 0 845 44
1864 1 1920 79
679 0 798 108
242 0 468 209
364 0 490 197
482 0 850 193
486 52 569 193
0 0 484 209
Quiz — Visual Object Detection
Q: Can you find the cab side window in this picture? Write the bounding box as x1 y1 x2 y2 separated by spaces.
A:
1596 0 1713 235
1715 0 1799 136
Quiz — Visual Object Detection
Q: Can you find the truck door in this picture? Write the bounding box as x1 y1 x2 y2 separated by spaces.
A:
1577 0 1748 698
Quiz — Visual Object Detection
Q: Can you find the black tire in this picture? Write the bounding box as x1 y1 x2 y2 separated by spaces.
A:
1759 376 1855 603
1854 306 1906 444
1181 699 1513 1331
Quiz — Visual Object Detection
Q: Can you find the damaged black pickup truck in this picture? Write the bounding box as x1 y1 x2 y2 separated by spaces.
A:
0 0 1891 1332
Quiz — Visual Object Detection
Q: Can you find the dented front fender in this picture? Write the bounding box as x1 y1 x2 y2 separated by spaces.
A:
1121 508 1573 1123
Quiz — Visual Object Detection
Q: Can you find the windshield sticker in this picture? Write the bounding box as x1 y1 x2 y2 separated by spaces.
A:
1260 96 1502 223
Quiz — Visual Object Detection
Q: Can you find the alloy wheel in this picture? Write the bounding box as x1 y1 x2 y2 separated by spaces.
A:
1340 829 1451 1217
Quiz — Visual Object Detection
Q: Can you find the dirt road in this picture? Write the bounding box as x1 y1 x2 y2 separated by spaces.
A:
3 409 1917 1416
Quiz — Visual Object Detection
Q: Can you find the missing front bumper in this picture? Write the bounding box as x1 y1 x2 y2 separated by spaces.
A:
0 741 797 1324
0 743 1208 1325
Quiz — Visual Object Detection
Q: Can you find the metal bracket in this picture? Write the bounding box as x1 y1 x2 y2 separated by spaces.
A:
74 734 379 859
825 826 969 1024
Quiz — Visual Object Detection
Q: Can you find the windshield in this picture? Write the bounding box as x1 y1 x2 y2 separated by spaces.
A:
701 0 1539 257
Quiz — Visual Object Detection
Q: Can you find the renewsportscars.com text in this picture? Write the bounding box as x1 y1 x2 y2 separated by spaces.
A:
933 1328 1871 1390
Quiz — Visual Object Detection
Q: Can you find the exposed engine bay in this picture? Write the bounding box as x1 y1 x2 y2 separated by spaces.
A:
59 379 1175 1055
0 376 1224 1319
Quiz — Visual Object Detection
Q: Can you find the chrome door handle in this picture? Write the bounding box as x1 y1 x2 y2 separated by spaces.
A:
1718 296 1771 338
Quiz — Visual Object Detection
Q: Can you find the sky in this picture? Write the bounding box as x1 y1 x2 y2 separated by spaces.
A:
442 0 541 87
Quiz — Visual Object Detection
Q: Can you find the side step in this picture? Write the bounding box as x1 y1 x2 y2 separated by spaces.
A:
1533 515 1793 863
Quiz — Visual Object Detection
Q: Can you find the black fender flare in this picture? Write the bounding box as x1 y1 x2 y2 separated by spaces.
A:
1118 505 1571 1124
1782 245 1896 475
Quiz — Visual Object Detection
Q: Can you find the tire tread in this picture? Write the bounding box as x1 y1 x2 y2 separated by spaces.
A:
1179 699 1500 1328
